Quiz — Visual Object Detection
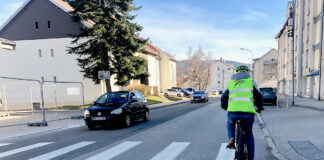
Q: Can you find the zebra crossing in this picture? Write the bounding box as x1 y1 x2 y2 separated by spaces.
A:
0 141 234 160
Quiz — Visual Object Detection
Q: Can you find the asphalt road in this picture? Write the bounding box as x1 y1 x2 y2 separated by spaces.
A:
0 98 274 160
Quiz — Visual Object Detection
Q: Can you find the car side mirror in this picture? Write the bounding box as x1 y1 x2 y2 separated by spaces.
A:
130 98 138 103
93 101 97 105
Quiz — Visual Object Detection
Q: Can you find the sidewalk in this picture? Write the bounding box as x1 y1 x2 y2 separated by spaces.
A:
0 100 189 141
260 96 324 160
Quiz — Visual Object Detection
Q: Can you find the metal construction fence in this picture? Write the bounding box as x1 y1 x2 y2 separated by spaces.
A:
0 76 85 115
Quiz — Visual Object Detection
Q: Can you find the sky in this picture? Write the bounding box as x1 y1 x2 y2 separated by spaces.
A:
0 0 290 63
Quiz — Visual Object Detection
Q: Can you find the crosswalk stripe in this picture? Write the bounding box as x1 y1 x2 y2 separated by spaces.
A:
215 143 235 160
150 142 190 160
28 141 95 160
0 143 12 147
0 142 53 158
85 141 142 160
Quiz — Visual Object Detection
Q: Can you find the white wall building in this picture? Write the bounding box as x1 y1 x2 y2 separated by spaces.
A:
208 59 235 92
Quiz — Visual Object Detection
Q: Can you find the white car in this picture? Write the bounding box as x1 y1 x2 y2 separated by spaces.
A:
164 89 184 97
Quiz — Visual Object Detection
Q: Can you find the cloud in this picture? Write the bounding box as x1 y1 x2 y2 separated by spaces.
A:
243 8 268 21
136 11 277 63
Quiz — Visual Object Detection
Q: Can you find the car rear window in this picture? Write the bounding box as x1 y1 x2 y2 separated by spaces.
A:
194 91 204 94
260 88 273 92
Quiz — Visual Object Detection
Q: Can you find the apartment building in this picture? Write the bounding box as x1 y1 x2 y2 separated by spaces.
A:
276 0 324 100
207 59 235 92
253 49 278 88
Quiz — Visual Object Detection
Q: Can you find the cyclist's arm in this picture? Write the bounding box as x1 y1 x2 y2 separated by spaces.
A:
253 86 264 111
221 89 229 111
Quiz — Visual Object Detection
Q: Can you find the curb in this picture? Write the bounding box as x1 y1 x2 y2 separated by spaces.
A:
256 113 288 160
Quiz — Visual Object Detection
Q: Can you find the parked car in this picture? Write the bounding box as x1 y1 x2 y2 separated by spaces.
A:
84 91 149 129
171 87 190 97
191 91 208 103
213 90 218 95
185 88 196 93
260 87 277 105
218 90 223 94
164 89 184 97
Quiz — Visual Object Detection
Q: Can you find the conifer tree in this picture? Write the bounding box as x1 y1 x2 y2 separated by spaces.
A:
67 0 148 92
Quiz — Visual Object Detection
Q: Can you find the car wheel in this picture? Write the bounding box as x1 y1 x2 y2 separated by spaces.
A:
143 110 149 121
123 114 132 128
191 101 193 103
87 124 96 130
164 93 168 97
273 100 277 105
177 94 181 97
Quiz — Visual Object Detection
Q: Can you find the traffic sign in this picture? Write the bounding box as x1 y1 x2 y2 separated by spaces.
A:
98 71 110 79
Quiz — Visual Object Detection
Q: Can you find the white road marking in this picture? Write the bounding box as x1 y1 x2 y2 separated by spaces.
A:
150 142 190 160
0 143 12 147
0 142 53 158
29 141 95 160
85 141 142 160
215 143 235 160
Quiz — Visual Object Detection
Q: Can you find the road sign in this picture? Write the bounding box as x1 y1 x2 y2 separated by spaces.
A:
98 71 110 80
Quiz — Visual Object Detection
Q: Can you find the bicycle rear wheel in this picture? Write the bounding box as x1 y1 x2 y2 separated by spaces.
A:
235 123 245 160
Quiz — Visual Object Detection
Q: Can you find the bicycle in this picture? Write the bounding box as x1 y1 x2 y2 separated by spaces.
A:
234 119 248 160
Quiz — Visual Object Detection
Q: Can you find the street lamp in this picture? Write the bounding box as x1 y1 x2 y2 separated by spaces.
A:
288 1 295 106
240 48 254 77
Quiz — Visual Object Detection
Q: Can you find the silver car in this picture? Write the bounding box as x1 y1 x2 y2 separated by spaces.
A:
164 89 184 97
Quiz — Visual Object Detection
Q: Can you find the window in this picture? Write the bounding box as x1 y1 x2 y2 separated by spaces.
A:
50 49 54 57
306 23 310 41
218 81 220 84
38 49 42 57
227 68 230 70
35 22 39 30
217 67 219 71
48 21 51 29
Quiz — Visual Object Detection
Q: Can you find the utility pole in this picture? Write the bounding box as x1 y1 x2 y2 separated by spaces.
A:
288 1 295 106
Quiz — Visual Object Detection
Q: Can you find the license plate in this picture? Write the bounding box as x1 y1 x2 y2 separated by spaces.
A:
91 117 106 120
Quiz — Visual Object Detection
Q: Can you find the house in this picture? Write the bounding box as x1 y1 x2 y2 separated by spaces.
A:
252 49 278 88
0 0 176 110
207 59 235 92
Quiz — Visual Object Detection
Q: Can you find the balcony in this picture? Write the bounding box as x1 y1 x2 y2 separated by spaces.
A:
263 60 278 66
264 69 277 74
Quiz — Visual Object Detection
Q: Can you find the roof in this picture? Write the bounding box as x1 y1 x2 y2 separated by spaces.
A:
215 60 235 69
253 49 278 62
146 42 177 62
0 0 94 31
143 43 160 57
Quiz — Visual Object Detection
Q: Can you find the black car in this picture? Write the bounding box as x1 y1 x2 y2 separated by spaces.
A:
260 87 277 105
84 91 149 129
191 91 208 103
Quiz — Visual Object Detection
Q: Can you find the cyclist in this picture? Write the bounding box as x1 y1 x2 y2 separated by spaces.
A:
221 65 264 160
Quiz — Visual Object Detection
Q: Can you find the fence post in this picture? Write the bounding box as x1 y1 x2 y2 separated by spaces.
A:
29 84 34 113
53 76 58 116
3 85 8 116
39 77 47 125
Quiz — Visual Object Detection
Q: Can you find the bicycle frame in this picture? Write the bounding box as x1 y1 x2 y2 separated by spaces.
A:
234 119 248 160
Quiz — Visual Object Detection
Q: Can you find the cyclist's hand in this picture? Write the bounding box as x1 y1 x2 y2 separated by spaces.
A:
256 108 264 113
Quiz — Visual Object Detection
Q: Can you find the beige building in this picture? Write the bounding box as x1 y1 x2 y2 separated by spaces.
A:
276 0 324 100
207 59 235 92
0 38 15 50
252 49 278 88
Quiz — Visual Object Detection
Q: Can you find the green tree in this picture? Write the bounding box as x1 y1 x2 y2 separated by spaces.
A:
67 0 149 92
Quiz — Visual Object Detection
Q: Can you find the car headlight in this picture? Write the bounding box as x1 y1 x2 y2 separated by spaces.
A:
191 97 194 100
111 108 123 114
84 110 90 118
202 96 205 99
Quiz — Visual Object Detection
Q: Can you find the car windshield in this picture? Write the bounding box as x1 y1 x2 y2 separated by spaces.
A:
95 92 129 105
193 91 204 94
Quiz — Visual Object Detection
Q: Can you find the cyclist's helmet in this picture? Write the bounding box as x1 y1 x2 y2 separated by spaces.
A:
235 65 249 73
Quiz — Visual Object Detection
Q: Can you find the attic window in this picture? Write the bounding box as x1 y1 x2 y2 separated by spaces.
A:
48 21 51 29
35 22 39 30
